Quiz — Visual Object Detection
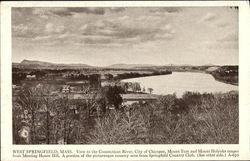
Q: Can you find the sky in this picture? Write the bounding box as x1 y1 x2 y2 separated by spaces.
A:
12 7 238 66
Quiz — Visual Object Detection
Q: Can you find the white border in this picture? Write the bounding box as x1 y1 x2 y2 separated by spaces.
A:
1 1 250 161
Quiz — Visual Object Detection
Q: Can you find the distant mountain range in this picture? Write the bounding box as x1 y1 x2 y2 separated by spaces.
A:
13 59 220 70
13 59 94 69
13 59 162 69
20 59 54 66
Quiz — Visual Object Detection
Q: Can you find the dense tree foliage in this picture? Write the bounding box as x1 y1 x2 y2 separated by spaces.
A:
13 87 238 144
209 66 238 85
87 91 238 144
99 85 124 110
12 73 26 84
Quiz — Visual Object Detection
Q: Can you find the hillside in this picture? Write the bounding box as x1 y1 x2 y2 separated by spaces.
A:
21 59 53 66
14 59 94 69
14 60 161 70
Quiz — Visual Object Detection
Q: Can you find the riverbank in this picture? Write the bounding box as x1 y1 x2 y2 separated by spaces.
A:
210 73 238 85
207 66 238 86
114 70 172 80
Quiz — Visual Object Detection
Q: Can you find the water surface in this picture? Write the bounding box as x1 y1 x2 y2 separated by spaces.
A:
122 72 238 97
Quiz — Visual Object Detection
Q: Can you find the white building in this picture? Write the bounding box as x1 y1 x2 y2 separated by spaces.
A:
26 75 36 80
62 85 70 93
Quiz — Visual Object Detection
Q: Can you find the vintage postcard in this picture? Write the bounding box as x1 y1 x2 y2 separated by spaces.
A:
1 1 250 161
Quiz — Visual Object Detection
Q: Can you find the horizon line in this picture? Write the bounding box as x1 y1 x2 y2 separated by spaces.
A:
12 59 239 67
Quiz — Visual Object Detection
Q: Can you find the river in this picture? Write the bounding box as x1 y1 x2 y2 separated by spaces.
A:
122 72 238 97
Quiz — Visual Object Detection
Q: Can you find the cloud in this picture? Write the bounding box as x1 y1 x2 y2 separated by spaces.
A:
12 21 65 39
155 33 174 39
82 36 112 44
45 23 54 33
12 8 35 25
82 20 147 38
48 8 73 16
73 34 143 47
109 7 126 13
55 26 66 33
206 32 238 50
32 8 51 19
12 24 29 36
216 22 229 28
66 8 105 15
154 24 175 39
12 24 42 38
45 23 65 34
57 32 72 39
30 7 126 18
201 13 217 22
12 7 177 47
32 7 105 17
217 33 238 42
79 19 176 46
161 24 175 33
135 15 162 21
32 35 53 41
118 15 130 20
150 7 182 14
208 41 238 50
12 8 33 16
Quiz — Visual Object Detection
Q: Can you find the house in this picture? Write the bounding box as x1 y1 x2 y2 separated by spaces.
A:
26 75 36 80
62 85 70 93
101 80 116 87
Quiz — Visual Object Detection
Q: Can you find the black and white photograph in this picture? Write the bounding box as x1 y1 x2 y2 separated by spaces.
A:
12 6 239 145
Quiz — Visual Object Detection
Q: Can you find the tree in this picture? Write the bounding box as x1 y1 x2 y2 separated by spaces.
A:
121 82 129 92
104 86 123 110
89 74 101 88
104 74 113 80
14 87 43 144
132 82 141 93
148 88 153 94
13 102 25 144
87 110 148 144
52 96 72 144
12 73 26 84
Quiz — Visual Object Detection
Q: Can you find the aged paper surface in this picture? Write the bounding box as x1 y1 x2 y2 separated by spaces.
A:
1 1 250 160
